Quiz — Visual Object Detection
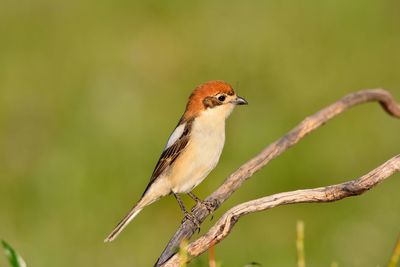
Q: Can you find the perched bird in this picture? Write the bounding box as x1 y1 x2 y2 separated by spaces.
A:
104 80 247 242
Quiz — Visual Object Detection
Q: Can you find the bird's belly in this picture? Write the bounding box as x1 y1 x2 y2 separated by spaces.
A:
170 134 224 194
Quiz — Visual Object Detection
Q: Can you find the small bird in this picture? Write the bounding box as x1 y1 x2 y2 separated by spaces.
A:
104 80 247 242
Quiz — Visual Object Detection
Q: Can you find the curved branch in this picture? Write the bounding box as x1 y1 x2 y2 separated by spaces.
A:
163 155 400 266
155 89 400 266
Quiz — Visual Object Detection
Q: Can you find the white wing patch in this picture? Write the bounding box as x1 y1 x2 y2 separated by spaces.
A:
165 123 185 150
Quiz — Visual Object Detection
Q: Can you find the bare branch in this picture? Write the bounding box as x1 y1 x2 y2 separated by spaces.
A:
155 89 400 266
163 155 400 266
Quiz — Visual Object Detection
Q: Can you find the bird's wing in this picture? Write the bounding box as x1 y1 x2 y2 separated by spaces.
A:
165 122 185 149
141 119 192 196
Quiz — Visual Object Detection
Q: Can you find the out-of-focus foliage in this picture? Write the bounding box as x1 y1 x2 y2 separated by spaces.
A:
0 1 399 266
2 240 27 267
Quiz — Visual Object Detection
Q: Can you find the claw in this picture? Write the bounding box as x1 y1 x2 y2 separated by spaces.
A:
188 192 217 213
202 200 216 213
183 211 201 231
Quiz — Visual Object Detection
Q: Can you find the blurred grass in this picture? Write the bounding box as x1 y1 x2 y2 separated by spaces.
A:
388 235 400 267
296 221 305 267
0 0 399 266
2 240 26 267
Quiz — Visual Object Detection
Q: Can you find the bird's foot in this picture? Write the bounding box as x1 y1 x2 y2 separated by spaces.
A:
183 211 201 232
188 192 217 213
196 199 218 221
201 199 218 213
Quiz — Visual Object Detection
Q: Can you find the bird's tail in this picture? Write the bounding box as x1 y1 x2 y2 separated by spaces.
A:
104 202 144 242
104 180 168 242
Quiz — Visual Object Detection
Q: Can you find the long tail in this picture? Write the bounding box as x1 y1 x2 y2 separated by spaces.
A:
104 180 168 242
104 203 144 242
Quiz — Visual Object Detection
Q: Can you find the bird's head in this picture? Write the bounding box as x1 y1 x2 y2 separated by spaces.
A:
183 81 248 121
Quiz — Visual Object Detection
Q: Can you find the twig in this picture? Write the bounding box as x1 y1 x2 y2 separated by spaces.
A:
163 155 400 266
155 89 400 266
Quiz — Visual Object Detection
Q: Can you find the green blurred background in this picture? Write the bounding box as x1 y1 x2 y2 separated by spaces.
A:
1 0 399 266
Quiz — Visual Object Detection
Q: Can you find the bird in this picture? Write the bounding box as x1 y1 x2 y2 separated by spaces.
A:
104 80 248 242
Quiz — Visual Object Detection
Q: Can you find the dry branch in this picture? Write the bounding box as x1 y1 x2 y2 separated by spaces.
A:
155 89 400 266
163 155 400 266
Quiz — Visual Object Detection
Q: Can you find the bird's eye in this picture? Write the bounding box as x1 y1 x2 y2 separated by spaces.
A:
218 95 226 102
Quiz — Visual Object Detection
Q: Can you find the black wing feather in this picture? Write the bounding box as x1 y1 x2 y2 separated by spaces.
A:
141 119 193 196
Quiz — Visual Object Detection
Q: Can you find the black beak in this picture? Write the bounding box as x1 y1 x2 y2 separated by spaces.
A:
233 95 248 105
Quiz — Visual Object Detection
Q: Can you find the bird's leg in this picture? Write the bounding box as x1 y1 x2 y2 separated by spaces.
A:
187 191 203 203
173 193 201 229
187 191 216 219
